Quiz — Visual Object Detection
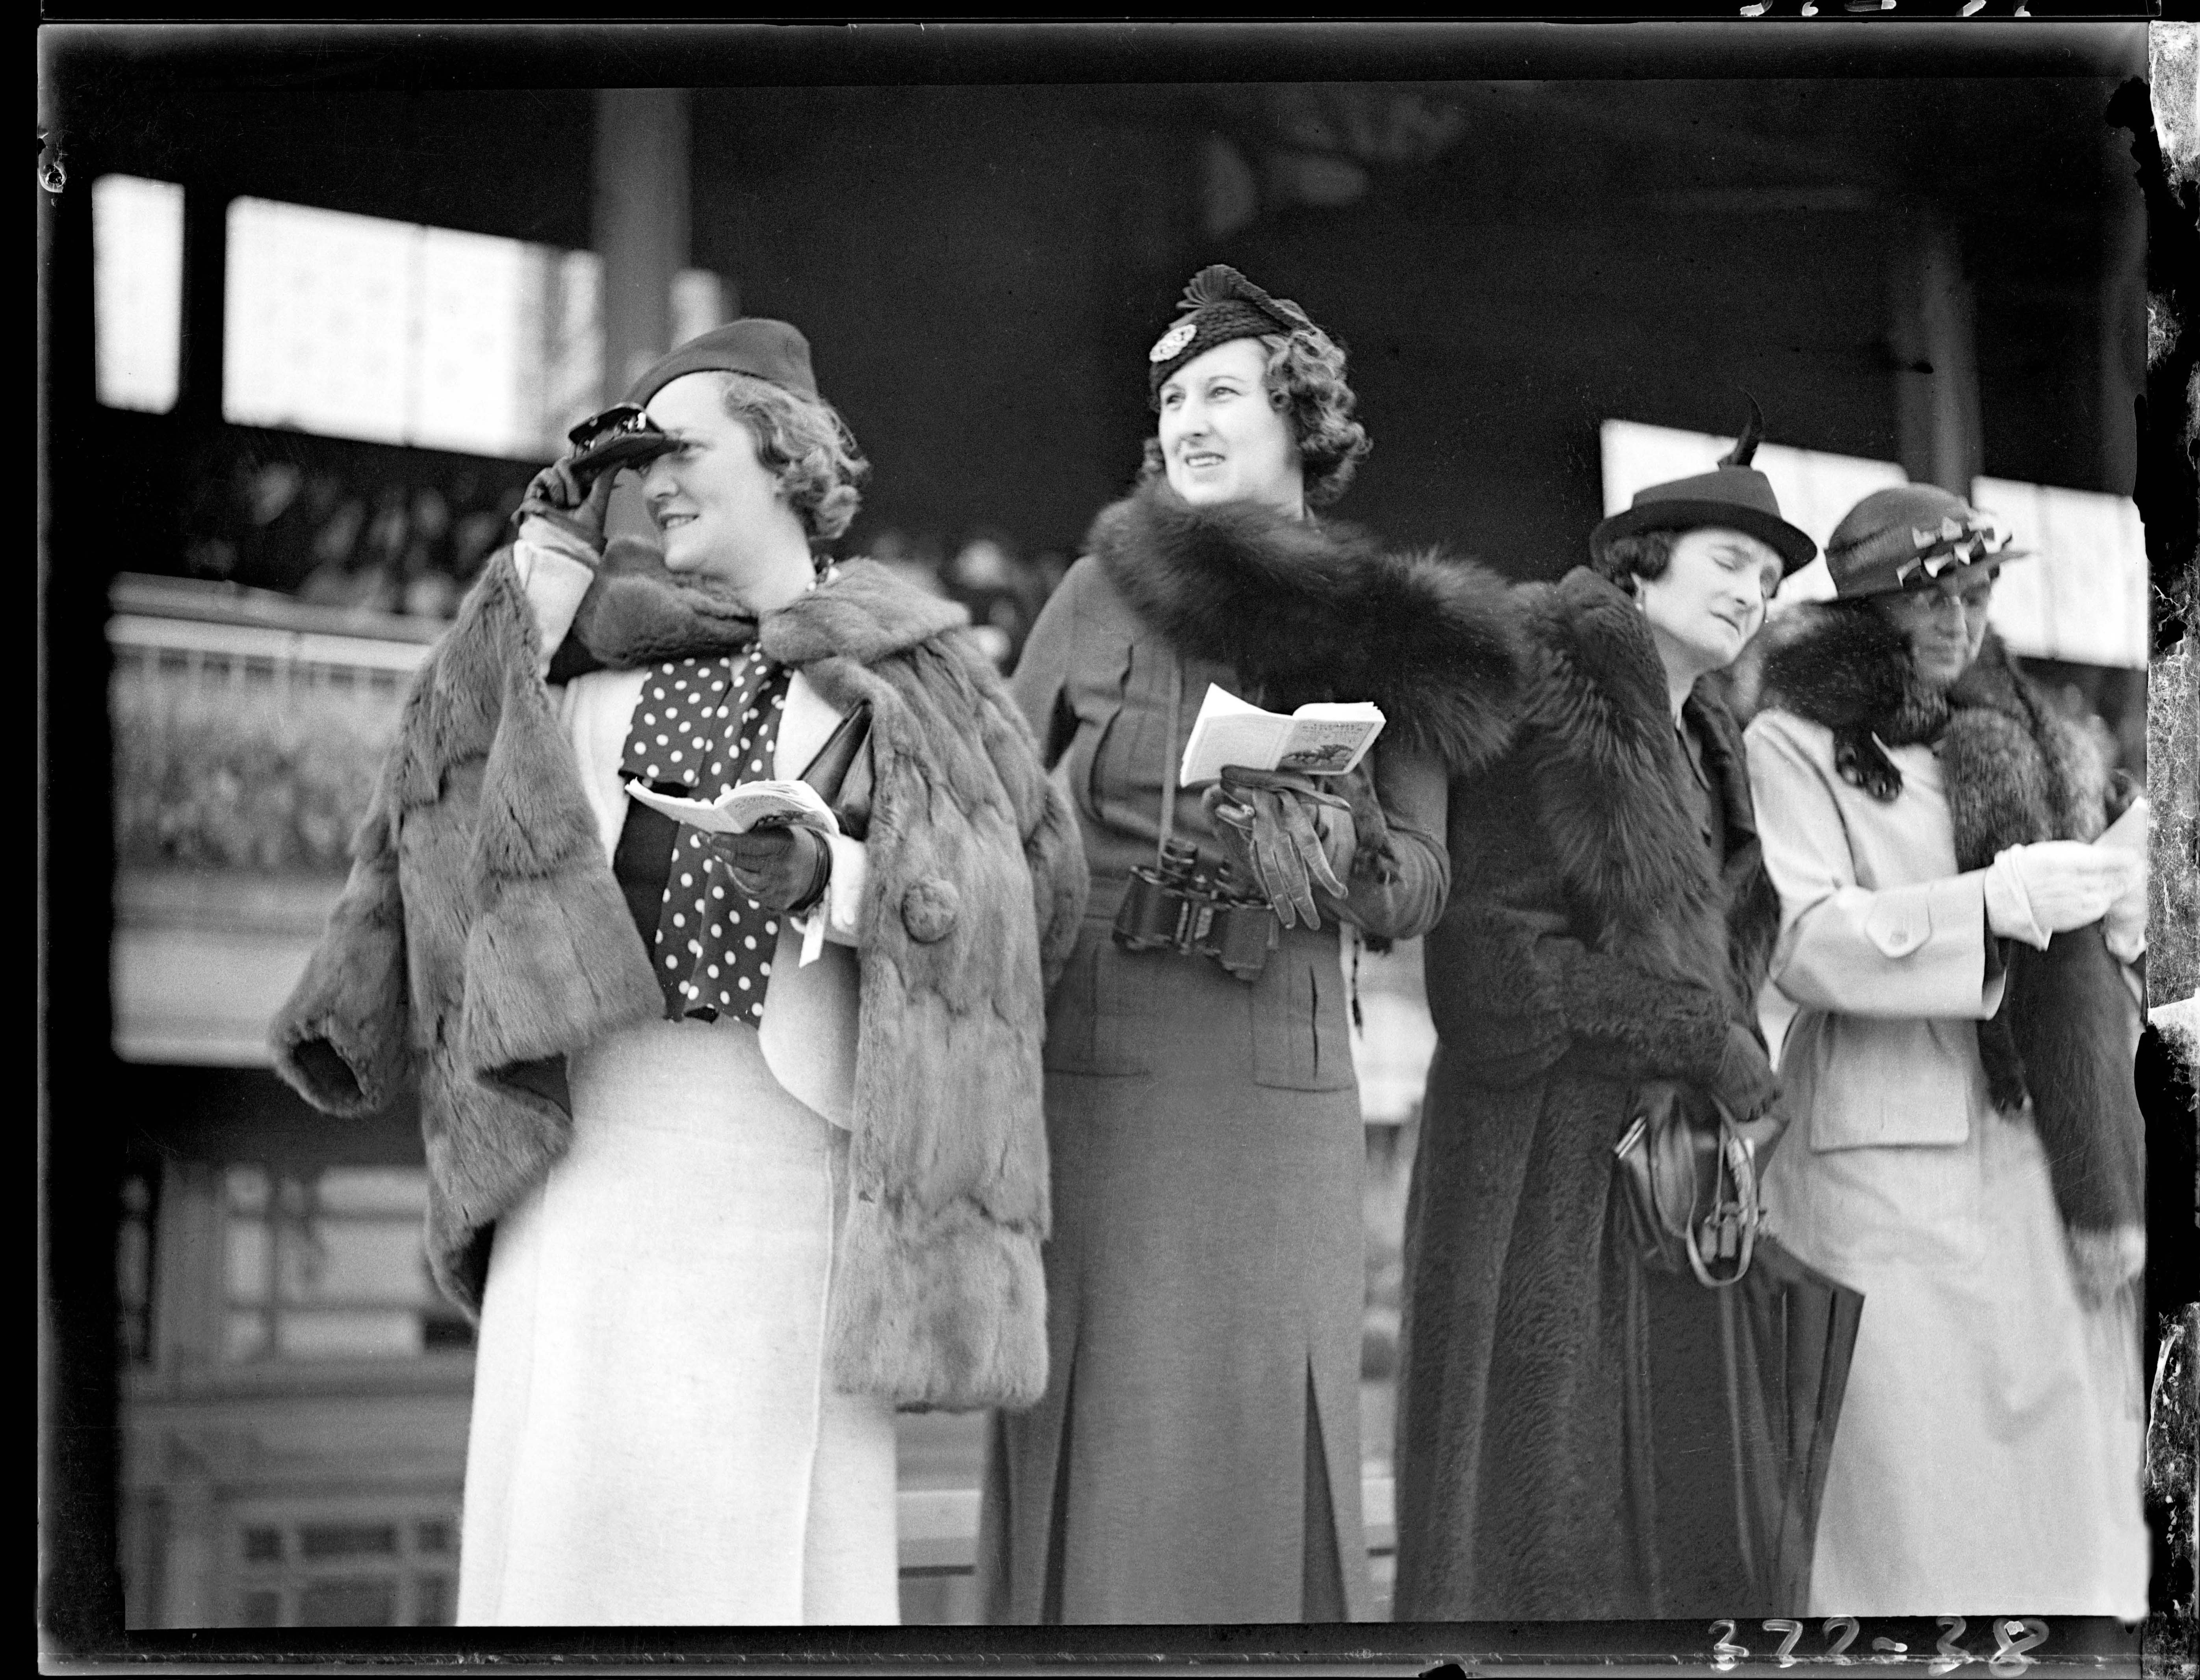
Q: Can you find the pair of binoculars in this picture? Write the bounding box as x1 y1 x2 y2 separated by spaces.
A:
1112 840 1279 983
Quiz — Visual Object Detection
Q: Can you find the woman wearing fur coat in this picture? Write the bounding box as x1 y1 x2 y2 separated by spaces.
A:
975 267 1522 1623
1392 423 1813 1621
271 321 1086 1625
1743 483 2149 1617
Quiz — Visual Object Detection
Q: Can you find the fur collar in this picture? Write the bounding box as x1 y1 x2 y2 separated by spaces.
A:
1755 602 2108 847
549 539 968 676
1085 481 1523 773
1754 599 2138 1271
1513 566 1769 1001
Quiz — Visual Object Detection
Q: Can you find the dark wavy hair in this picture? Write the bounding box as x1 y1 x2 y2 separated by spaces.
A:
1588 529 1678 590
1140 327 1373 509
714 372 869 551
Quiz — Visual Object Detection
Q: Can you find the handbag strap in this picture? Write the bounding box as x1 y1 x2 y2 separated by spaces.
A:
1155 652 1184 864
1684 1126 1760 1289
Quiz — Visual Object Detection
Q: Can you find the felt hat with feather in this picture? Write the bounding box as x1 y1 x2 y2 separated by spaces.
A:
1588 400 1818 576
1147 265 1330 406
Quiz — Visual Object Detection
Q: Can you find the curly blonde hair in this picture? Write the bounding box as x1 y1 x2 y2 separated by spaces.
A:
714 372 869 550
1140 328 1373 508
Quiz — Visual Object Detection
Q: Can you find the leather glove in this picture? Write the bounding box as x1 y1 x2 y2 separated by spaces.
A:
1706 1021 1780 1123
515 454 618 552
715 823 832 915
1202 765 1355 930
1984 841 2137 945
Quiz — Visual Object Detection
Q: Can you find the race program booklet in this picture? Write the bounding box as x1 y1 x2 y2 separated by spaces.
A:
625 778 843 837
2096 793 2148 856
1177 683 1385 788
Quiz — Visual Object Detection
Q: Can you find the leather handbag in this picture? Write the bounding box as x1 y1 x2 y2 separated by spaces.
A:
1611 1080 1763 1288
797 701 873 840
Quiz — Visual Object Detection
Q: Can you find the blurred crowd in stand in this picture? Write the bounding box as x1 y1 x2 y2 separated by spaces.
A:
176 451 1071 674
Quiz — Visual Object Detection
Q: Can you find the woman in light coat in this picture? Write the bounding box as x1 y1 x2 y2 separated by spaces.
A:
1744 483 2150 1617
273 321 1084 1625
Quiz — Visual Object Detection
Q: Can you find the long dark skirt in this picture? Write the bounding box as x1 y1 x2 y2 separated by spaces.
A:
976 915 1371 1624
1394 1046 1764 1621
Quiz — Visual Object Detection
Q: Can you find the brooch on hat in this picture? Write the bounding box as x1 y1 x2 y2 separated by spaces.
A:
1894 513 2014 583
1149 319 1198 364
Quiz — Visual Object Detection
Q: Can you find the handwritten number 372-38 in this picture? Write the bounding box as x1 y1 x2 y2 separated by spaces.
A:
1713 1616 2049 1672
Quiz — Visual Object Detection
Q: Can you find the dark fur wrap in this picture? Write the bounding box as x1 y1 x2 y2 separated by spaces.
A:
1085 483 1526 776
269 546 1089 1412
1393 568 1783 1620
1754 603 2144 1245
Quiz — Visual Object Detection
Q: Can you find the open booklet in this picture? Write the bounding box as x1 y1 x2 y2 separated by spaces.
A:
2095 793 2148 856
625 778 843 837
1177 683 1385 789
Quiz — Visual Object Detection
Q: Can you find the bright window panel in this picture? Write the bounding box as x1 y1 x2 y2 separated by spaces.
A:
275 1309 423 1359
1598 420 1908 611
275 1220 432 1305
93 175 184 414
408 225 531 456
1971 477 2150 670
223 196 612 460
225 198 412 445
313 1167 430 1217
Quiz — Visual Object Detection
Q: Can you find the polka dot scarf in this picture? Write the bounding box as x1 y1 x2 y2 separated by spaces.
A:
620 649 793 1026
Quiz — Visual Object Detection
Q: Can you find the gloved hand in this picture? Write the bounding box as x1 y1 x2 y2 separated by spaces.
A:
715 823 832 915
1984 841 2137 945
2102 844 2150 960
1202 765 1355 930
1706 1021 1780 1123
515 453 619 553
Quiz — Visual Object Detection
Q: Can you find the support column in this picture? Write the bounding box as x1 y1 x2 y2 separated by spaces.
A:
1889 214 1984 495
2097 165 2147 499
592 89 691 405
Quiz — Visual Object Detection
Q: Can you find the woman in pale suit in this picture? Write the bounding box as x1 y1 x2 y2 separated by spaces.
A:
1743 483 2149 1616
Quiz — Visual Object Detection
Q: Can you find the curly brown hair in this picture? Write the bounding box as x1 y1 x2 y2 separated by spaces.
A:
713 372 869 551
1140 327 1373 509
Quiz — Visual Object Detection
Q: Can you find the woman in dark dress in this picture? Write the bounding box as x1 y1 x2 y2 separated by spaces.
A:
976 267 1522 1623
1393 423 1814 1620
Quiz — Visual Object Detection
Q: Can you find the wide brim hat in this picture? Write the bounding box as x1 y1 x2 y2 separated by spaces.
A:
1589 404 1817 576
625 318 819 407
1146 265 1328 405
1823 483 2029 598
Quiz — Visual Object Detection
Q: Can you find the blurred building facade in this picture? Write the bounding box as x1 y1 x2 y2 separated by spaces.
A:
44 25 2150 1632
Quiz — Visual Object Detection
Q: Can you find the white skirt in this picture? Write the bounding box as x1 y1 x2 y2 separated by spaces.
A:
456 1015 900 1626
1762 1102 2149 1619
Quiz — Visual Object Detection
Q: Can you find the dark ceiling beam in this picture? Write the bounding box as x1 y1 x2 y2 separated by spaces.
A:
39 20 2149 93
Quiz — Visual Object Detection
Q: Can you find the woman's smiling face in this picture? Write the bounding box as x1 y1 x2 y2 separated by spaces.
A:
637 373 801 593
1156 338 1304 514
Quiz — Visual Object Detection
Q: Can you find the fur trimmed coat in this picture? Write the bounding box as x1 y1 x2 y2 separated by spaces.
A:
1735 607 2150 1616
269 544 1088 1412
1392 566 1782 1621
978 483 1523 1625
1750 606 2144 1277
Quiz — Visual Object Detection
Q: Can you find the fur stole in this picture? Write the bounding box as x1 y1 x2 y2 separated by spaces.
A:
1084 481 1524 775
273 544 1088 1411
1515 568 1780 1021
1756 604 2143 1268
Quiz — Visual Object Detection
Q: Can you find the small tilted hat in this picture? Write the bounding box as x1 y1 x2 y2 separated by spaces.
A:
1822 483 2029 598
1146 265 1329 407
1588 400 1818 576
625 318 820 407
